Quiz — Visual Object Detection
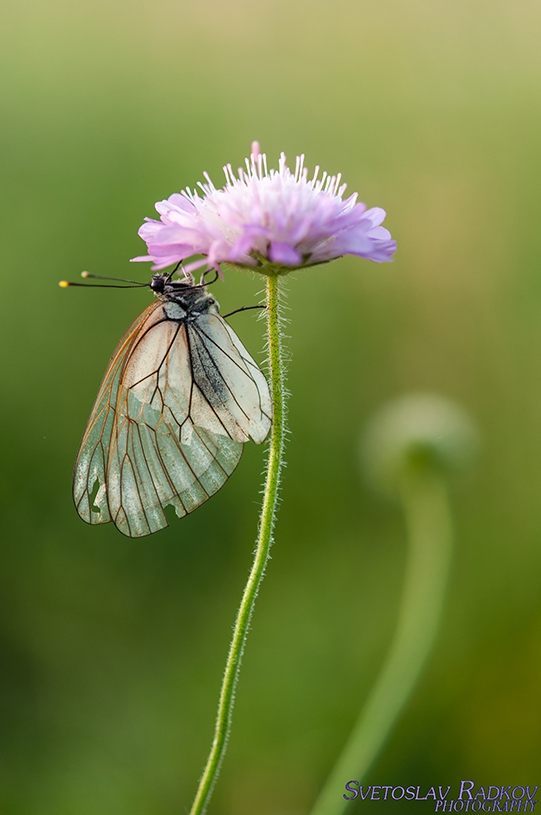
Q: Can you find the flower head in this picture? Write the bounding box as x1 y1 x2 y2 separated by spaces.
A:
132 142 396 276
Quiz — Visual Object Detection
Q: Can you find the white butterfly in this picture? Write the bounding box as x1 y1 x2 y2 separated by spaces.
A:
72 272 271 537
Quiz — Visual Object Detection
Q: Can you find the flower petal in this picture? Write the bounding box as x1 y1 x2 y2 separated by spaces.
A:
363 207 387 227
269 241 302 266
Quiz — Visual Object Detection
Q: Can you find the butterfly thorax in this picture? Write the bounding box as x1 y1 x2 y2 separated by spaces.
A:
150 273 219 323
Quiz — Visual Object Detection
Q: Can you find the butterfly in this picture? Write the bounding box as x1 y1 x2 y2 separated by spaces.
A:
66 271 272 538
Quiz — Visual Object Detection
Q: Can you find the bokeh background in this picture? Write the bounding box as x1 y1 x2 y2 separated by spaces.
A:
1 0 541 812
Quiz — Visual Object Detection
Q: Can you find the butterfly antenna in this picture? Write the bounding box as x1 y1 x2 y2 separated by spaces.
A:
81 271 148 285
59 281 149 288
59 271 149 289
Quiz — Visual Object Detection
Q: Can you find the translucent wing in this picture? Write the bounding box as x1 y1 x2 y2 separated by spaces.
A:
187 314 272 444
72 303 160 528
73 303 271 538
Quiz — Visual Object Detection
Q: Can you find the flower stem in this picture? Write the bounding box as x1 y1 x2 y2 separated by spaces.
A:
310 471 453 815
189 273 286 815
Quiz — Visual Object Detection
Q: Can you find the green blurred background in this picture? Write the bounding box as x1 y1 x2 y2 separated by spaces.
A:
1 0 540 812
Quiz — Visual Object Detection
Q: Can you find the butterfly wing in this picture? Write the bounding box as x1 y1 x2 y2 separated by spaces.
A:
73 302 271 538
187 313 272 445
72 302 161 527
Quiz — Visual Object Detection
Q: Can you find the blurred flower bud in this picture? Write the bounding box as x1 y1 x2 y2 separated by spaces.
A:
361 394 479 493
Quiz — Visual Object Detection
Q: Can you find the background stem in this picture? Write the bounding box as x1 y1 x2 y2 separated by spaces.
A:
189 273 285 815
310 471 453 815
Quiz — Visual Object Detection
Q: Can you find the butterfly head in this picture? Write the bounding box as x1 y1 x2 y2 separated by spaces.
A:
150 272 219 318
149 271 183 295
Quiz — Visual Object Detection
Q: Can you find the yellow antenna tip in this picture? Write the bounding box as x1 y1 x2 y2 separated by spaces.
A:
81 271 90 278
58 280 70 288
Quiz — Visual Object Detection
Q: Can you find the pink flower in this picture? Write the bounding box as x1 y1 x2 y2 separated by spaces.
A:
131 142 396 275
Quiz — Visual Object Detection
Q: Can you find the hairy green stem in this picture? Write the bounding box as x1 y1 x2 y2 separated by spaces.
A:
189 274 285 815
311 471 453 815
